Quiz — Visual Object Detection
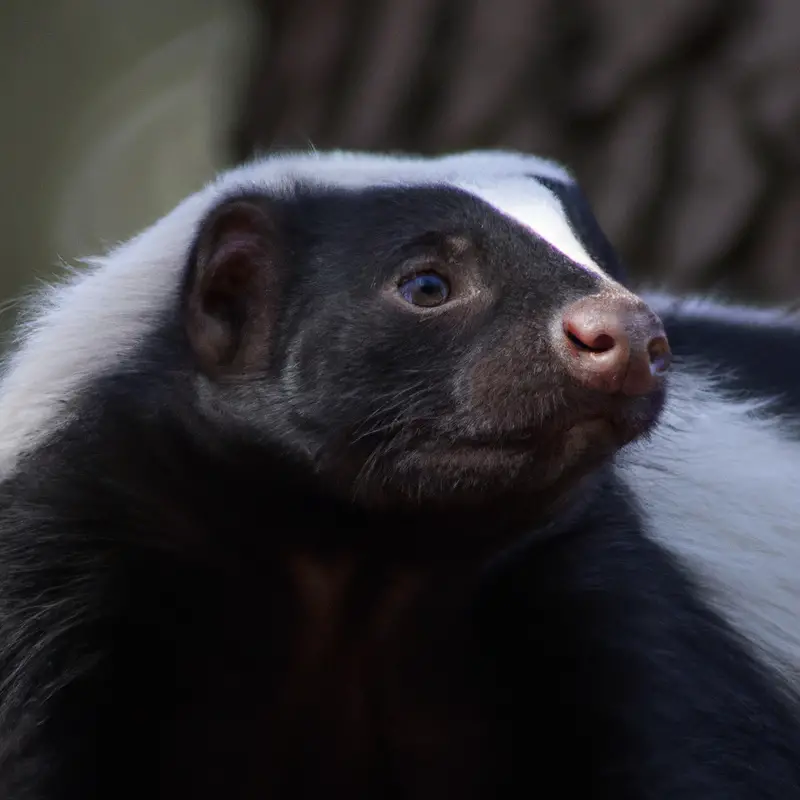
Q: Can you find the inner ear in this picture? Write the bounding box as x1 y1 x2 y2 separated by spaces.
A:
184 195 282 376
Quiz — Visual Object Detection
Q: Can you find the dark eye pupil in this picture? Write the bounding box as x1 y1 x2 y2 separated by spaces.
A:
399 274 450 307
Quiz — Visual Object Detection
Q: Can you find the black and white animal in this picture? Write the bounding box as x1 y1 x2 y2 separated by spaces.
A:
1 149 800 799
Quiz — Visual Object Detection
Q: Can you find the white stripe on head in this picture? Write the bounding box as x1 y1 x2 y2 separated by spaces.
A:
220 150 610 279
454 178 609 279
434 149 576 184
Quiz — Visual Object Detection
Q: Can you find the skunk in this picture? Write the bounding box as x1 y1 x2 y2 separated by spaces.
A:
0 149 799 799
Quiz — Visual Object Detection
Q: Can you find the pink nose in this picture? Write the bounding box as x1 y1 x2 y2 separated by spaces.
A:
559 294 671 396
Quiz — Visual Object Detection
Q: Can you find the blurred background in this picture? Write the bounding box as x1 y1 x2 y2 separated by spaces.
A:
1 0 799 341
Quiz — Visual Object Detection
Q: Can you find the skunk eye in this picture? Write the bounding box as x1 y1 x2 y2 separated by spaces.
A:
398 273 451 307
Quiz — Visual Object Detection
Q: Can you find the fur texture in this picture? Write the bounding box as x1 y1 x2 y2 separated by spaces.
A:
0 150 590 479
1 149 800 798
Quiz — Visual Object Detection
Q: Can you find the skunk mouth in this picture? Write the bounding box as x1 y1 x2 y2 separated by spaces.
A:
440 396 664 457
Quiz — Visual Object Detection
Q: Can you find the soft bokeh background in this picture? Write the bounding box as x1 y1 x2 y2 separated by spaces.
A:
1 0 799 341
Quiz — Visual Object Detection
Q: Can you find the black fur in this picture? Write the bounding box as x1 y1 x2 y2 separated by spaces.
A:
1 183 800 799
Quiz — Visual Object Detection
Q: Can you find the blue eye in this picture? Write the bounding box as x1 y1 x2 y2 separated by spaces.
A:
397 273 451 307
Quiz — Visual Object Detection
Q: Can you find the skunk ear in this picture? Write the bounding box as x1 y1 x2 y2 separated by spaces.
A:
184 196 283 376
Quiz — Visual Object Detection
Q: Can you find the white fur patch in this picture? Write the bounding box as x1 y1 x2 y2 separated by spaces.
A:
0 149 613 477
452 178 606 277
618 369 800 683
